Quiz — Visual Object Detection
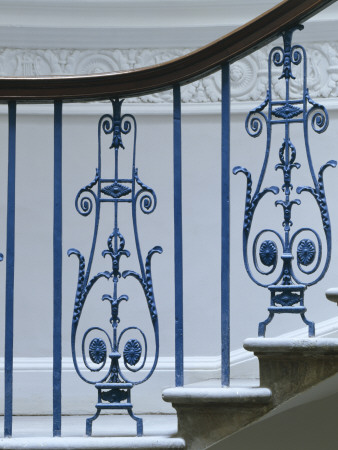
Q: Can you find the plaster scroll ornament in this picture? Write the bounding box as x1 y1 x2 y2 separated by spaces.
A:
0 43 336 102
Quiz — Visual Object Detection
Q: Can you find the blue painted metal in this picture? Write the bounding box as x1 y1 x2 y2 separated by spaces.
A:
221 64 230 386
173 85 184 387
233 26 336 337
68 99 162 436
4 102 15 438
53 100 63 437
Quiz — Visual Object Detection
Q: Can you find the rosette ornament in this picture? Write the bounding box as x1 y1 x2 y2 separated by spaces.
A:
259 240 277 267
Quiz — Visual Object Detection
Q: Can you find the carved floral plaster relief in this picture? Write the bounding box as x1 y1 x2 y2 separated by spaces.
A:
0 43 337 103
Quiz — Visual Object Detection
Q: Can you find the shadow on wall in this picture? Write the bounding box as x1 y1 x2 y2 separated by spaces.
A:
210 391 338 450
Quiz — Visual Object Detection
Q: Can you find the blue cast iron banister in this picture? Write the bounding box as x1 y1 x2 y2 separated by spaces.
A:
4 102 16 437
233 26 337 336
173 85 184 387
53 100 63 437
221 64 231 387
68 99 162 435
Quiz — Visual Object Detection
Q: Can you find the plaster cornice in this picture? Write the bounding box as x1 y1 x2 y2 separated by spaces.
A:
0 0 281 28
3 0 338 49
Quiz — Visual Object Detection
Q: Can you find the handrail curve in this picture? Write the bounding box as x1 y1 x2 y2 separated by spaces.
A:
0 0 336 102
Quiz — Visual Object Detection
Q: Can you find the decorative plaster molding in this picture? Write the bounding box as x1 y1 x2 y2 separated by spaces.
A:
0 1 281 33
0 355 221 373
0 316 336 373
0 1 284 49
0 47 191 79
1 42 338 105
0 1 337 49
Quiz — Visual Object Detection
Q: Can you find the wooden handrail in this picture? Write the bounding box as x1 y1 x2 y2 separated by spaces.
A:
0 0 336 102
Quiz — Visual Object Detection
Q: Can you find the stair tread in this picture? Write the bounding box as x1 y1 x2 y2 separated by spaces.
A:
244 337 338 354
0 436 185 449
162 386 272 404
0 415 179 440
184 378 260 388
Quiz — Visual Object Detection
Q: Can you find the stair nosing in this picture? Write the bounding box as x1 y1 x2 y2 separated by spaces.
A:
162 387 272 404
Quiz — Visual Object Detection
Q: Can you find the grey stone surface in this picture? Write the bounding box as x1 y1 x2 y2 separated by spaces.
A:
0 437 186 449
325 287 338 303
162 387 272 449
244 338 338 406
209 390 338 450
163 338 338 449
243 338 338 354
162 387 271 404
0 415 185 449
0 415 178 439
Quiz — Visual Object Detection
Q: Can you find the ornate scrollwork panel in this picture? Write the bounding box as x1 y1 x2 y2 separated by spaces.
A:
68 99 162 436
233 26 336 337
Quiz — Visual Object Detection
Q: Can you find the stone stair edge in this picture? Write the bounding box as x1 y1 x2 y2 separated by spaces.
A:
0 436 186 450
162 387 272 404
243 337 338 354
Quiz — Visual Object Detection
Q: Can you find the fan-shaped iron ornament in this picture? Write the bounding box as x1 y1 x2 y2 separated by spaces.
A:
233 26 336 336
68 99 162 436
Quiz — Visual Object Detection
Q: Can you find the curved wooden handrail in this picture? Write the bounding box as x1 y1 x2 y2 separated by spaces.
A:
0 0 336 102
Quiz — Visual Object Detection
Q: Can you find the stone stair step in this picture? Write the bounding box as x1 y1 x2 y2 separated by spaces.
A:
0 413 185 450
183 378 260 388
162 386 272 404
243 337 338 354
0 415 178 439
0 415 184 449
0 437 186 450
243 338 338 406
162 386 272 449
163 338 338 449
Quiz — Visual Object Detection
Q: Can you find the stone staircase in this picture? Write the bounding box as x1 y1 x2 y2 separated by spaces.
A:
163 338 338 449
1 338 338 450
0 437 185 449
0 416 185 450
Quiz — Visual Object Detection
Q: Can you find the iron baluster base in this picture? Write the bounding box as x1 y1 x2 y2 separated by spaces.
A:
86 382 143 437
86 410 100 436
258 284 315 337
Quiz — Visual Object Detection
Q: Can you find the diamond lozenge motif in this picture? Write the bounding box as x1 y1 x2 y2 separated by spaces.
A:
101 181 131 198
272 103 302 119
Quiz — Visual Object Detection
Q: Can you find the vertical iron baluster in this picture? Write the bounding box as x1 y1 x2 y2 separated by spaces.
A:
173 85 183 387
4 101 16 437
53 100 62 436
69 101 160 436
221 64 230 387
233 27 333 336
